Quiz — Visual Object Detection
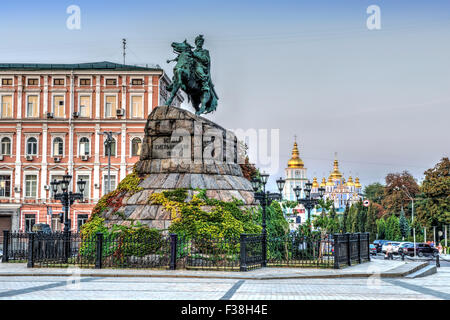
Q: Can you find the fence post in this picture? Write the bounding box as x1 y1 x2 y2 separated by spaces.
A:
27 233 35 268
169 233 178 270
436 255 440 268
357 233 362 264
2 230 9 263
95 232 103 269
240 234 247 272
366 233 371 261
333 234 340 269
346 233 351 266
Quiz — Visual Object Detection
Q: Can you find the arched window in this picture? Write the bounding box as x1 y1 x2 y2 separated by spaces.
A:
104 139 116 157
79 137 90 156
131 138 142 156
26 137 37 155
1 137 11 155
53 137 64 156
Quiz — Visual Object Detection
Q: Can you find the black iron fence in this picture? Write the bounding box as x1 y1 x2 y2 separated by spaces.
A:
333 232 370 269
2 230 370 271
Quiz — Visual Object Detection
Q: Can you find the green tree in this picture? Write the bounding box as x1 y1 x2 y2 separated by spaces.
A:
382 171 419 218
399 208 410 240
385 215 401 241
376 219 386 239
365 205 378 241
364 183 385 204
416 157 450 229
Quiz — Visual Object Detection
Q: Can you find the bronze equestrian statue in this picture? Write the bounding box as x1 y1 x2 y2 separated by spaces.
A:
165 35 219 115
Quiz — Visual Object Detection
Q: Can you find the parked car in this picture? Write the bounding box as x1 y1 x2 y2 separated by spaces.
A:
401 243 439 257
397 242 413 255
0 249 3 260
382 242 401 254
373 240 390 253
31 224 52 234
369 244 377 255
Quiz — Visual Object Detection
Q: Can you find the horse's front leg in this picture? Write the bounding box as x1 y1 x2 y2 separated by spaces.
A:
165 81 181 107
197 90 210 115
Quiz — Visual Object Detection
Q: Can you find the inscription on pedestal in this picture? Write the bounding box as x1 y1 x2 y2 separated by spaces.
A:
152 136 190 159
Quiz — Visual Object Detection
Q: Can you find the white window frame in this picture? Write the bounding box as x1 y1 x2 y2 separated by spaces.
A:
103 135 118 157
52 77 66 86
52 94 66 118
0 171 12 199
52 137 64 157
0 136 12 156
25 93 40 118
104 94 118 118
129 135 143 157
76 172 91 200
0 77 14 87
25 136 39 156
102 172 118 196
0 93 14 119
26 76 40 86
104 77 119 87
24 172 39 199
78 136 91 157
78 76 93 87
78 94 92 118
130 77 145 87
129 94 144 119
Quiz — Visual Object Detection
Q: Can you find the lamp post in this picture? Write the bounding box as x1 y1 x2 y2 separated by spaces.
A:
293 182 325 229
50 175 86 261
98 131 120 194
251 174 285 267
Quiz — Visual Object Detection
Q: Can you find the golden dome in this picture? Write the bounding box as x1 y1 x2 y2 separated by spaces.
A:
346 176 354 186
320 177 326 187
326 176 334 186
355 177 362 188
288 141 304 168
329 158 343 181
312 177 319 188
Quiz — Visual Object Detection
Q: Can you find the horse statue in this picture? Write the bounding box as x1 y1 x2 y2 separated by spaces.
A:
165 36 219 116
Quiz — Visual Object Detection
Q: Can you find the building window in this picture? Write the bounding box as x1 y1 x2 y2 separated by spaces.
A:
25 214 36 232
104 139 116 156
79 78 91 86
51 214 61 232
26 137 38 155
50 175 64 195
103 175 117 195
131 79 143 85
27 78 39 85
131 137 142 156
105 96 116 117
79 137 90 156
77 214 89 232
0 175 11 197
131 96 143 118
79 96 90 117
1 95 13 118
77 175 90 199
53 137 64 156
105 79 117 86
25 175 37 198
53 96 65 118
1 137 11 156
53 79 64 86
2 79 12 85
26 95 39 118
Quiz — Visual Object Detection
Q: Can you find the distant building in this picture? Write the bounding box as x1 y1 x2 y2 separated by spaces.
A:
0 61 182 236
281 139 363 230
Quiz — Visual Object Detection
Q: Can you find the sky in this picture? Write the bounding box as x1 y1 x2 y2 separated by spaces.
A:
1 0 449 191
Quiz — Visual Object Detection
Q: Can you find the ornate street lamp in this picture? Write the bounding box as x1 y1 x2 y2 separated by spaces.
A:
252 173 284 267
51 174 86 261
293 181 325 228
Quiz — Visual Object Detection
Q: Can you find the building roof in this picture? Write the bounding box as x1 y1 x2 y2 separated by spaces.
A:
0 61 162 72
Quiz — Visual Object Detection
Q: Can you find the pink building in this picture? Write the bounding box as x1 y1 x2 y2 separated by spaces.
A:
0 62 182 234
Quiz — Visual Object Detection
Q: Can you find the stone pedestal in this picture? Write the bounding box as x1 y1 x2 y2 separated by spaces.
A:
100 106 255 229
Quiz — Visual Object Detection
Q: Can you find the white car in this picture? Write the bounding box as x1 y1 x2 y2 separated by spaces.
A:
382 242 401 254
